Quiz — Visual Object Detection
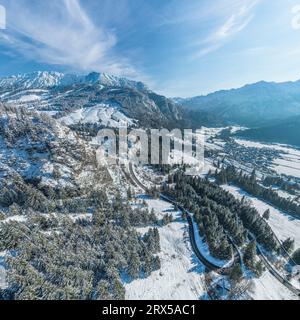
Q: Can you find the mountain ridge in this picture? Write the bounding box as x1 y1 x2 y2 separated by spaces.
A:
176 78 300 127
0 71 148 91
177 78 300 101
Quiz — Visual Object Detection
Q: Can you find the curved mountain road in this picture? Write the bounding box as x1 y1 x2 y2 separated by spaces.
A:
124 162 300 298
124 162 239 275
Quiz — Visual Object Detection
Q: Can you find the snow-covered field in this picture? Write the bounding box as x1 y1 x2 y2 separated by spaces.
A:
219 186 300 300
222 185 300 249
273 158 300 178
125 197 205 300
125 194 299 300
251 271 298 300
234 139 296 152
60 104 135 127
290 277 300 291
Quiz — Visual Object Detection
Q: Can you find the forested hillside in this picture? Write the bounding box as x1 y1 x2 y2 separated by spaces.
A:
0 105 161 300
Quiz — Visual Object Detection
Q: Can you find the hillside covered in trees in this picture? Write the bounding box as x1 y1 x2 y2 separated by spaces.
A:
163 171 279 271
215 166 300 219
0 105 161 300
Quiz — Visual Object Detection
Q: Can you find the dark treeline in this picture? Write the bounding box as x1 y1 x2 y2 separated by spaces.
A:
163 172 279 263
293 249 300 265
215 166 300 219
263 175 300 195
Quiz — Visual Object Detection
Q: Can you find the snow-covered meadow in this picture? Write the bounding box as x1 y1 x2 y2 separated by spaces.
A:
125 197 206 300
60 104 136 128
222 185 300 248
251 271 298 300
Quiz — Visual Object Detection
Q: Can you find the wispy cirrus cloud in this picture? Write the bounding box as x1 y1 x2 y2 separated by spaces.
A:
0 0 137 77
192 0 260 59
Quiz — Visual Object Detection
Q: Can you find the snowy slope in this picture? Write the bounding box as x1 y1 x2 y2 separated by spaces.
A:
251 271 298 300
0 105 105 195
222 185 300 249
60 104 136 127
221 186 299 300
125 197 205 300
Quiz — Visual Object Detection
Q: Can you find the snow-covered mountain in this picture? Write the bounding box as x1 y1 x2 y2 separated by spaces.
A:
84 72 147 91
0 71 147 91
0 71 180 129
0 71 77 89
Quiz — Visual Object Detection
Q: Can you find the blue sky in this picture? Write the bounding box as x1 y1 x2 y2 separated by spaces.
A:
1 0 300 97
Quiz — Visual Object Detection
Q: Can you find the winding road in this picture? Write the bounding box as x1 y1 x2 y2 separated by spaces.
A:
123 162 239 275
124 162 300 298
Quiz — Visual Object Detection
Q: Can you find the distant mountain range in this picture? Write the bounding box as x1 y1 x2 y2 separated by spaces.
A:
177 79 300 127
2 71 300 147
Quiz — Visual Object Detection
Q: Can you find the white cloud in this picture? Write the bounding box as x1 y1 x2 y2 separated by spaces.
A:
0 4 6 30
0 0 137 77
192 0 260 59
